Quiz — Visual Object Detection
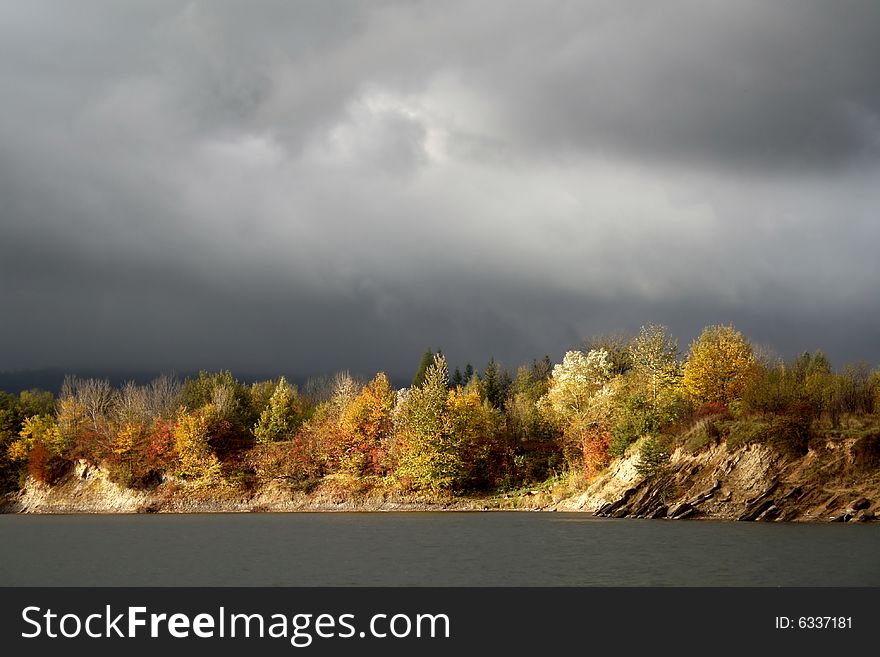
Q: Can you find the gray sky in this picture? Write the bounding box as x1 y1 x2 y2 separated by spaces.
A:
1 0 879 382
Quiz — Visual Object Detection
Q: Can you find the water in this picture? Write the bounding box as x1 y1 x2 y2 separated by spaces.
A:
1 512 878 586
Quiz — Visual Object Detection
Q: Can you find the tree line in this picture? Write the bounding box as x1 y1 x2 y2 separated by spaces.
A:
2 324 879 496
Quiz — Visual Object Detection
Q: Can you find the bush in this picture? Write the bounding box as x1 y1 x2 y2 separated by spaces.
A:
851 433 880 472
725 418 771 451
510 439 563 485
609 394 656 457
635 435 672 478
582 426 611 476
27 441 71 485
765 415 811 458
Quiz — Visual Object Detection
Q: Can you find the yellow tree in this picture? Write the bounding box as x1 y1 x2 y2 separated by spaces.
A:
444 385 501 489
683 324 756 404
337 372 395 475
173 409 221 483
9 415 67 484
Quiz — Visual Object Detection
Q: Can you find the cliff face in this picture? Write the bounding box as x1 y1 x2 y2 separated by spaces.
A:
5 461 155 513
0 461 492 513
554 437 879 522
3 437 878 520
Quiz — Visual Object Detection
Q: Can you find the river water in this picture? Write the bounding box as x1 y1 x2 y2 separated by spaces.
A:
1 512 878 586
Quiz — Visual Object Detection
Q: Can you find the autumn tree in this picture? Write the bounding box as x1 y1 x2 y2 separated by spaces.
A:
9 414 68 484
504 365 561 482
507 365 555 442
173 408 221 483
444 385 502 489
582 333 632 376
628 324 680 403
393 354 459 492
1 390 55 491
336 372 395 475
683 324 756 405
181 370 251 427
541 349 615 475
544 349 613 419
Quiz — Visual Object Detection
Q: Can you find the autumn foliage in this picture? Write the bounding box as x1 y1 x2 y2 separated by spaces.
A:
2 323 879 498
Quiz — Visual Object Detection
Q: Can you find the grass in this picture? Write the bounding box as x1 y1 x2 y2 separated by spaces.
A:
722 418 771 451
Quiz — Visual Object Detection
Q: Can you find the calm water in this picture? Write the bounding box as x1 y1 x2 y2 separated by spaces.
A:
1 512 878 586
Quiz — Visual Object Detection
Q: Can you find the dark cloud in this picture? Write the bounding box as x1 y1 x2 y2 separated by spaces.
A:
1 1 879 382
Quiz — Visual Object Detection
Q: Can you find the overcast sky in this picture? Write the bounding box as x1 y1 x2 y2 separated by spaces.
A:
1 0 879 383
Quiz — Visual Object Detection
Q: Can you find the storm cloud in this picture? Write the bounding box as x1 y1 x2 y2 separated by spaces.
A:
1 0 879 382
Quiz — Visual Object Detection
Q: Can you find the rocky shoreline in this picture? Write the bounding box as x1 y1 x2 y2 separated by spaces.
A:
3 438 878 522
553 438 878 523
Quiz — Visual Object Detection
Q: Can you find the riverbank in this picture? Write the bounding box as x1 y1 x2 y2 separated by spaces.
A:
2 435 877 520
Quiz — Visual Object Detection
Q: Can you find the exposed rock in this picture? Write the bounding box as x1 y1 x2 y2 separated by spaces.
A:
737 498 776 522
688 489 716 505
647 505 668 519
851 510 875 523
7 434 880 521
781 486 804 502
666 502 694 519
755 505 780 522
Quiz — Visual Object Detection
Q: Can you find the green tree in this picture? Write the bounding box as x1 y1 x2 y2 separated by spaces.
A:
412 348 435 388
181 370 251 426
394 354 459 491
253 377 301 443
482 358 504 409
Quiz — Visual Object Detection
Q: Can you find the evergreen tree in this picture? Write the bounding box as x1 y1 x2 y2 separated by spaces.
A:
412 348 435 388
463 363 474 384
253 377 299 443
451 367 464 388
483 358 503 409
394 354 460 491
